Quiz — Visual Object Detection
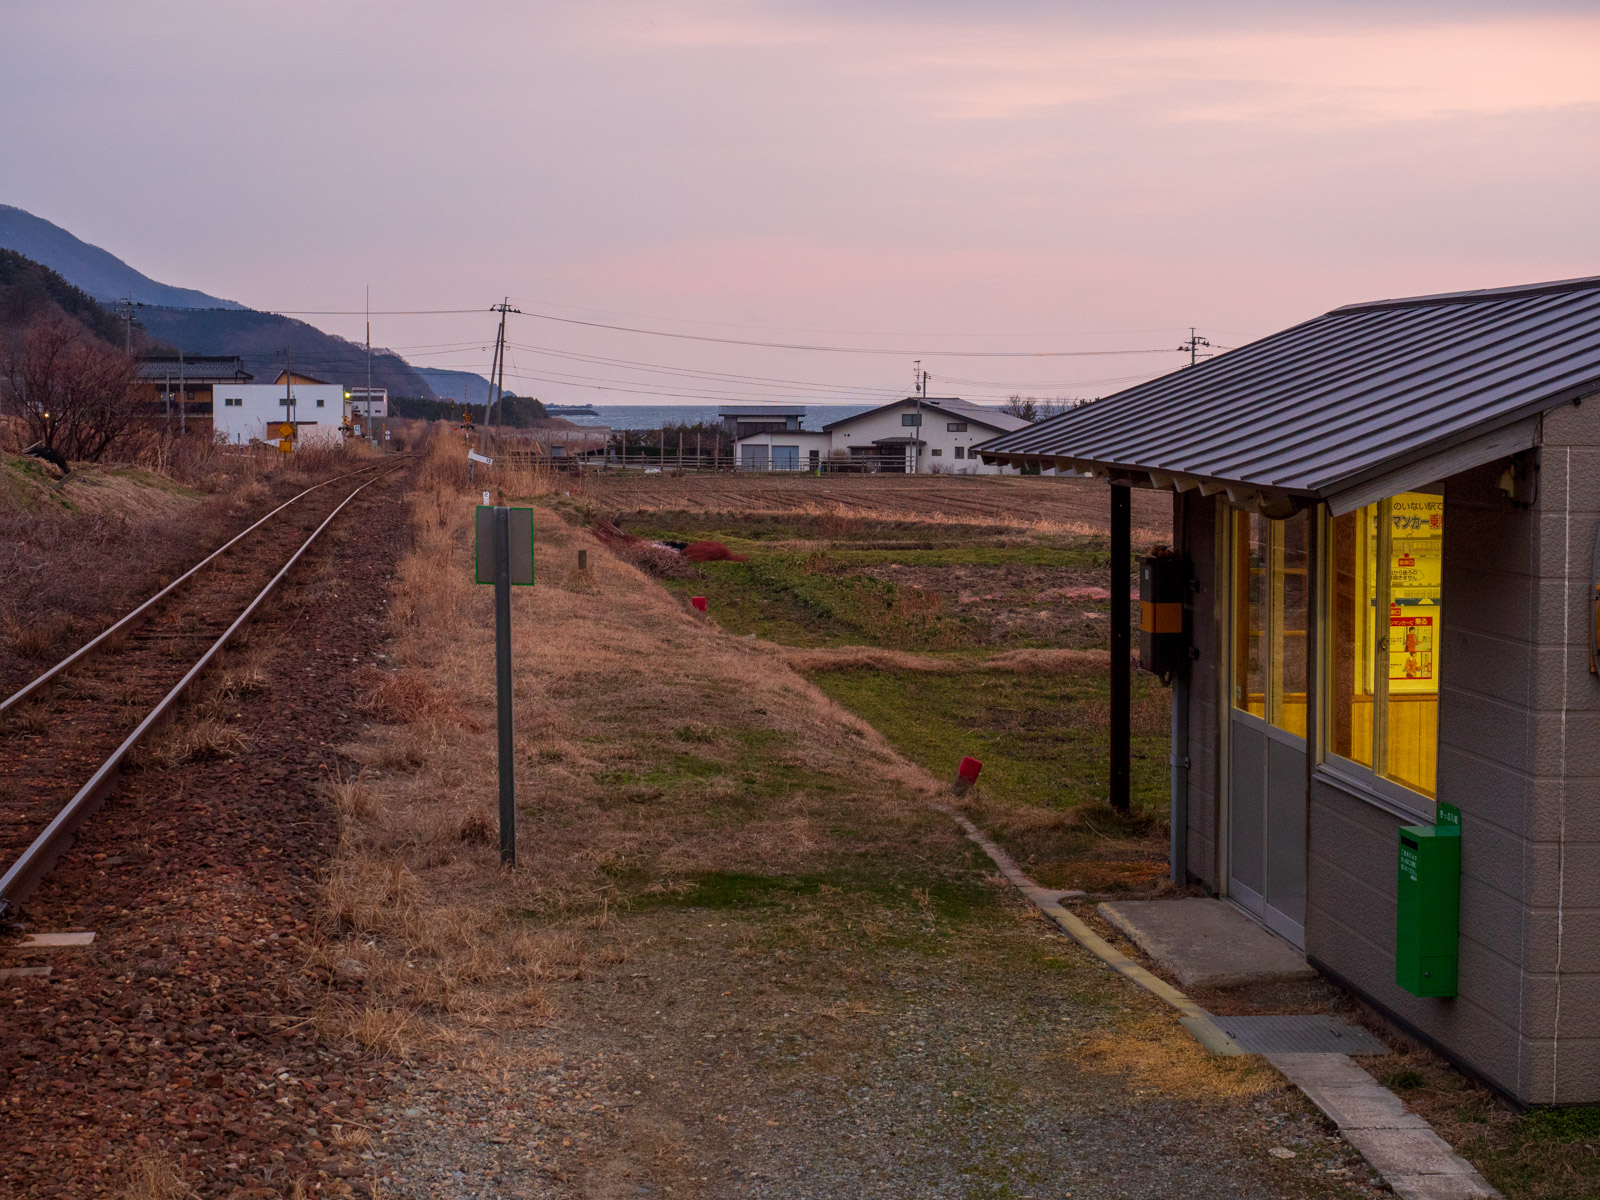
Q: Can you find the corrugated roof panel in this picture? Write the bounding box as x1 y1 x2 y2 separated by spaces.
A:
978 277 1600 496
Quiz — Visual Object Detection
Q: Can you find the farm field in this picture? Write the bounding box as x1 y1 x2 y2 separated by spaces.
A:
578 469 1172 542
575 470 1179 893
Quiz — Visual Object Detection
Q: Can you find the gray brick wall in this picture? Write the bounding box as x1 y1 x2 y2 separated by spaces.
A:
1304 395 1600 1104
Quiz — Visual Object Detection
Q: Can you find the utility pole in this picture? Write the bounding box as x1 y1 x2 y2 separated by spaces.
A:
1179 327 1212 367
366 285 374 447
912 359 926 475
285 346 295 430
178 348 186 435
117 298 136 353
485 299 519 441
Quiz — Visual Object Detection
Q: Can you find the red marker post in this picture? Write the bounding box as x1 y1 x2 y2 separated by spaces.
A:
953 756 983 796
690 596 707 612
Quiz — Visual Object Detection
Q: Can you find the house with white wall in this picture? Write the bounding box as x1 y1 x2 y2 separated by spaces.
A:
213 370 346 447
725 398 1029 473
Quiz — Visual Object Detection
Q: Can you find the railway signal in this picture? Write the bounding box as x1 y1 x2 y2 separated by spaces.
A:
474 505 534 866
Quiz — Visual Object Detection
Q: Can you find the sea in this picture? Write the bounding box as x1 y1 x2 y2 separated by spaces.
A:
547 403 877 431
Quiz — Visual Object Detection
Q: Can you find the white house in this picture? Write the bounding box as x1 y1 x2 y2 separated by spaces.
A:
213 371 347 447
725 398 1030 473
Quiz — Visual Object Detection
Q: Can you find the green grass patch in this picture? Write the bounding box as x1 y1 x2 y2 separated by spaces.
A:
811 666 1169 818
1462 1105 1600 1199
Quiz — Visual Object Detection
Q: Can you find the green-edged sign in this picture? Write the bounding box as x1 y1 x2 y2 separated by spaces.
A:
474 506 535 585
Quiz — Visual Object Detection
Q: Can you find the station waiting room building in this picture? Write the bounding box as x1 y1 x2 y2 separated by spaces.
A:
979 276 1600 1105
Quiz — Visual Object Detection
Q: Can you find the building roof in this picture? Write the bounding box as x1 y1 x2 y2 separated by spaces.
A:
272 369 334 387
822 396 1030 434
719 406 806 417
135 356 252 385
976 275 1600 515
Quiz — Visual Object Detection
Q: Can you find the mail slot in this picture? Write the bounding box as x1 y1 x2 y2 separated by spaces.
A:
1139 552 1188 680
1396 806 1461 998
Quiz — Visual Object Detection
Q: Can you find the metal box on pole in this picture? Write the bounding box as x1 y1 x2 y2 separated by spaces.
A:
1396 802 1461 998
1138 552 1188 680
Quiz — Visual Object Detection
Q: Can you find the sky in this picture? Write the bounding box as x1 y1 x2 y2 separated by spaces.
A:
3 0 1599 405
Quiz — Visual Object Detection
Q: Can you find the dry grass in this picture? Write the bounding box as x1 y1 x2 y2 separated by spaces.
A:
582 470 1171 542
776 644 1112 674
138 716 247 766
116 1152 198 1200
1074 1016 1278 1100
316 432 943 1057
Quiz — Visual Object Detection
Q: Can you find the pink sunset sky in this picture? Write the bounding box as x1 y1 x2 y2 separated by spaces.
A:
4 1 1599 405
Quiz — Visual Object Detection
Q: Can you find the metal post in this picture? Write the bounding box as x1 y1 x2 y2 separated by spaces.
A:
1110 483 1131 813
1170 490 1190 885
493 506 516 865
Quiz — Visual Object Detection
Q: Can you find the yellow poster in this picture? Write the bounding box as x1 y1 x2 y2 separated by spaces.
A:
1387 493 1442 693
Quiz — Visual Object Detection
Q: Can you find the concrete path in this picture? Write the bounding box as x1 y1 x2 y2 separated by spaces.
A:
1098 897 1316 987
951 816 1502 1200
1270 1054 1501 1200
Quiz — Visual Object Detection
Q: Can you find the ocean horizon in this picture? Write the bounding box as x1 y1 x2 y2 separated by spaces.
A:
547 401 1009 431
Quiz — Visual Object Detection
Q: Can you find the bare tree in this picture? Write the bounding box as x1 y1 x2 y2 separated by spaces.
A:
2 315 141 462
1000 394 1093 422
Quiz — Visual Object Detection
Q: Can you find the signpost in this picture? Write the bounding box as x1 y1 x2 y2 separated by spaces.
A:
468 447 492 488
474 505 534 865
276 422 295 455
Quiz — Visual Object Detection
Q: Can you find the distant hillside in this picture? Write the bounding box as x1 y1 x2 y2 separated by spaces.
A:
133 307 441 397
414 367 498 405
0 249 128 349
0 205 243 309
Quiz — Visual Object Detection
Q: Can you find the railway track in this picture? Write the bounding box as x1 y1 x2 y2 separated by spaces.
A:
0 459 406 920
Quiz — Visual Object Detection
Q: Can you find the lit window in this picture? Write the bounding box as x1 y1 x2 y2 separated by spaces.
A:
902 413 922 427
1329 492 1442 797
1232 511 1309 736
947 422 967 432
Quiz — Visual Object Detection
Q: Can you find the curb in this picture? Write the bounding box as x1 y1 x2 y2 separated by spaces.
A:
944 806 1503 1200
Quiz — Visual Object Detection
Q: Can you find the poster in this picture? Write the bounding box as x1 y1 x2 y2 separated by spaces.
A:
1387 493 1443 693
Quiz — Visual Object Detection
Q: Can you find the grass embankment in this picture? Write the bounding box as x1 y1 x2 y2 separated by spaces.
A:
617 506 1173 891
315 445 1374 1195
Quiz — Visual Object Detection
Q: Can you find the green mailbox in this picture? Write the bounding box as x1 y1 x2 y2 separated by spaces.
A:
1396 802 1461 998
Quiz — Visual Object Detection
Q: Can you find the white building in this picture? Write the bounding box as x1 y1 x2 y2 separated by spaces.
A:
726 398 1030 474
344 386 388 424
213 371 347 447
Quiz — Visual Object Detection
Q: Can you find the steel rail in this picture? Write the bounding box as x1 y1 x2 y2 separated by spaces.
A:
0 460 391 720
0 463 406 918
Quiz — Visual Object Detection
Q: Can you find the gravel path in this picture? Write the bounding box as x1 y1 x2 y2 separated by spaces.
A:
371 887 1387 1199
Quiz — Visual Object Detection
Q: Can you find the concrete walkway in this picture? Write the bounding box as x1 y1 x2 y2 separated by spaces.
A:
1098 897 1315 987
948 813 1503 1200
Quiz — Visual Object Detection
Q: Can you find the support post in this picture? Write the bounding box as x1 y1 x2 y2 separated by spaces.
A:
1170 490 1190 885
1110 483 1131 813
493 506 516 865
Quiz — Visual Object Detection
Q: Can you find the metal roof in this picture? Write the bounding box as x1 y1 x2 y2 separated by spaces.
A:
977 275 1600 513
719 406 806 416
823 396 1030 433
135 356 251 384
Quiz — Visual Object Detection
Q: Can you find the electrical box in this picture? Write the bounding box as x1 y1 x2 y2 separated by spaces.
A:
1396 802 1461 998
1138 552 1188 680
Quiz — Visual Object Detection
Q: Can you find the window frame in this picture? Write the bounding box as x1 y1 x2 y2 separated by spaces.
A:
947 422 968 432
1315 497 1441 818
901 413 922 427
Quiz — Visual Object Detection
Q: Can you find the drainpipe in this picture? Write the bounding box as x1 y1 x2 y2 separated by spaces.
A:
1171 490 1191 887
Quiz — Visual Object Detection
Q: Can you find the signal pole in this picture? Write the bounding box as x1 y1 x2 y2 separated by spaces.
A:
366 285 374 447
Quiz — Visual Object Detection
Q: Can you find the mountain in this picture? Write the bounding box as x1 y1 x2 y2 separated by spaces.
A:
0 249 129 349
132 306 442 398
0 205 243 309
414 368 501 404
0 205 500 400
